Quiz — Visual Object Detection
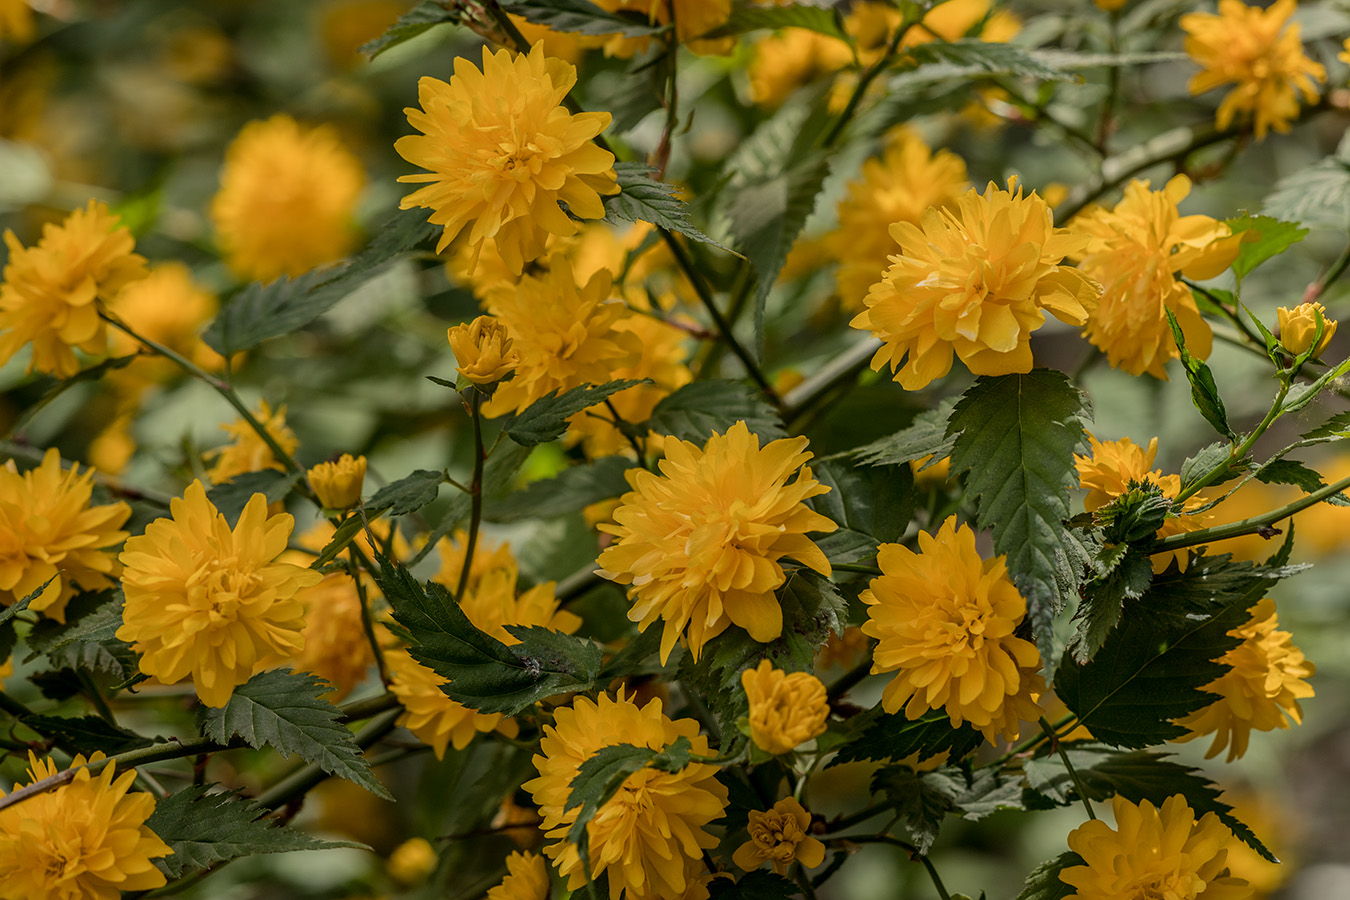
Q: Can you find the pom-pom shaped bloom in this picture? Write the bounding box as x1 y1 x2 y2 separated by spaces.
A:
0 448 130 622
741 659 829 755
861 516 1044 743
732 797 825 876
205 400 299 484
524 692 728 900
824 128 969 311
396 44 618 274
211 114 365 282
0 200 147 378
1060 794 1249 900
851 181 1099 390
597 421 838 663
0 752 172 899
486 851 550 900
116 481 322 707
1277 301 1337 358
1074 176 1242 378
449 315 520 385
1173 598 1314 761
1181 0 1325 140
308 453 367 509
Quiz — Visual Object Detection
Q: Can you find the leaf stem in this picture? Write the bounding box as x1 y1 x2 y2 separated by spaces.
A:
347 546 390 685
1154 470 1350 553
1041 716 1094 821
456 388 487 601
820 8 922 148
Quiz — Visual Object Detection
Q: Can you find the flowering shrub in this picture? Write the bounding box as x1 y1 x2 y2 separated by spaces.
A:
3 1 1350 899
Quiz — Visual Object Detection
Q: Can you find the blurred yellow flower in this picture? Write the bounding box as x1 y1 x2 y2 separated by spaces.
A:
1074 176 1242 379
1173 598 1314 761
597 421 838 663
1277 301 1337 358
825 128 970 311
0 752 172 898
293 571 374 700
732 796 825 876
396 44 617 274
1060 794 1248 900
523 692 728 899
747 29 853 108
108 262 223 382
205 400 298 484
116 481 321 707
815 625 870 672
0 448 130 622
387 837 438 886
308 453 367 509
211 114 365 282
862 516 1044 743
851 181 1098 390
591 0 732 57
1181 0 1325 140
0 200 148 378
486 850 550 900
431 528 519 597
742 659 829 755
448 315 520 385
0 0 34 44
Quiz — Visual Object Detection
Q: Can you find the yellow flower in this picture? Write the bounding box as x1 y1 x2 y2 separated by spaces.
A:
732 797 825 876
0 448 130 622
1074 176 1242 379
486 851 550 900
861 516 1044 743
308 454 367 509
747 29 853 108
293 571 374 700
0 752 172 899
597 421 838 663
1060 794 1249 900
1173 598 1314 761
448 315 521 385
1277 301 1337 358
430 528 520 597
387 837 438 886
523 692 728 899
396 44 617 275
386 648 518 758
1095 0 1128 9
741 660 829 755
851 181 1099 390
825 127 970 311
116 480 322 707
1181 0 1325 140
205 400 298 484
211 114 365 282
0 0 35 44
0 200 148 378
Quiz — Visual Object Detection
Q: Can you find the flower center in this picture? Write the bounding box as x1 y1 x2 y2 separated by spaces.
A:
185 556 262 623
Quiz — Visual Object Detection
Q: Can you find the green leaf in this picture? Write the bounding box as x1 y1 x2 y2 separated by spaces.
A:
146 785 363 879
24 591 137 680
1165 309 1232 440
0 578 45 626
206 470 301 526
642 380 786 445
502 0 667 38
312 512 377 569
606 163 732 251
906 40 1069 81
708 871 803 900
17 714 152 754
366 468 447 516
871 764 959 853
1093 481 1173 545
203 210 434 357
1262 156 1350 230
488 456 636 522
502 380 646 446
1299 409 1350 444
564 736 693 850
1255 458 1331 494
1069 545 1154 664
853 398 959 468
1014 852 1084 900
810 460 914 563
1225 214 1308 279
703 0 845 38
406 440 534 566
376 553 601 715
198 669 392 799
359 0 461 57
1054 554 1285 748
829 707 983 768
946 370 1092 664
1179 442 1240 493
953 768 1026 820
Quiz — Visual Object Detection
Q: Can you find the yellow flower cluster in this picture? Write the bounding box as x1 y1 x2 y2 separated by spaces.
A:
741 659 830 755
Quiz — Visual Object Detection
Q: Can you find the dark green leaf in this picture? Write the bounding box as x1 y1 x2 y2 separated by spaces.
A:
643 380 786 445
1225 214 1308 279
565 737 693 848
1093 481 1173 545
1069 547 1153 664
1179 442 1239 493
829 707 983 767
708 871 803 900
1299 409 1350 443
502 0 667 38
872 764 959 853
206 470 301 526
366 468 447 516
1166 309 1232 439
360 0 460 57
146 785 363 879
811 460 914 546
907 40 1068 81
953 768 1026 820
811 528 879 566
1255 458 1330 493
199 669 392 799
606 163 732 251
17 714 151 755
947 371 1092 664
502 380 646 446
312 512 377 569
702 0 845 38
1262 157 1350 231
853 398 959 468
24 591 137 679
1014 852 1084 900
489 456 636 522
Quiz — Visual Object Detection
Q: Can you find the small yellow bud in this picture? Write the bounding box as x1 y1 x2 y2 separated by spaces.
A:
387 837 438 886
448 315 520 385
307 454 367 509
732 797 826 875
741 659 829 756
1277 302 1337 358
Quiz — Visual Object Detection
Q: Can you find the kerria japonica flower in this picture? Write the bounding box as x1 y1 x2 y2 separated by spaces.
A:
307 453 367 509
732 797 826 876
1277 301 1337 358
485 851 550 900
741 659 830 755
205 400 298 484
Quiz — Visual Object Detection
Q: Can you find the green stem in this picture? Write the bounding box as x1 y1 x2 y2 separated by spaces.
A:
338 690 402 723
79 670 118 726
1154 470 1350 553
346 547 389 685
834 835 950 900
1175 380 1288 504
695 267 754 378
822 803 892 835
832 562 882 576
820 10 922 148
456 389 487 601
782 336 881 426
988 713 1076 767
1041 716 1095 821
1309 237 1350 301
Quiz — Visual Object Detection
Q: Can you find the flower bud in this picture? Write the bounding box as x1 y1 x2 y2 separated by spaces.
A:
307 454 366 509
387 837 438 886
1277 302 1337 358
448 315 520 385
741 659 829 755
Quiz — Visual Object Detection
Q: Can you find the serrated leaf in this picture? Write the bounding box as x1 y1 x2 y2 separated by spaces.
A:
703 0 845 38
907 40 1069 81
606 163 732 251
853 398 959 468
953 768 1026 820
1166 309 1232 440
312 512 377 569
872 764 959 853
1225 214 1308 279
829 707 984 767
1262 157 1350 230
1069 547 1153 664
502 380 646 446
406 440 534 566
502 0 667 38
1014 852 1084 900
812 460 913 543
24 591 137 679
488 456 636 522
565 736 693 850
1299 409 1350 444
199 669 392 799
642 380 786 445
1255 458 1330 493
376 553 600 715
146 785 363 879
206 470 301 526
366 468 446 516
708 870 803 900
1179 442 1239 493
360 0 460 57
17 714 152 755
946 371 1091 665
1054 555 1283 748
